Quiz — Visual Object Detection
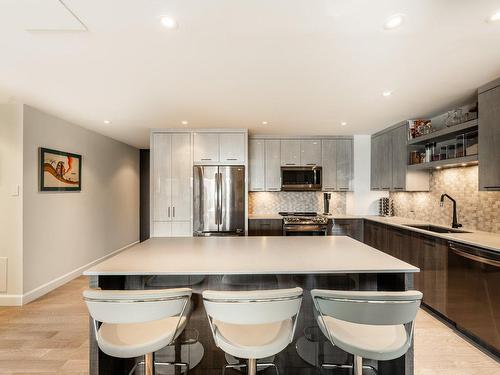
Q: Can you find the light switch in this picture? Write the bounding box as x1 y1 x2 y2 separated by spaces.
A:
11 184 19 197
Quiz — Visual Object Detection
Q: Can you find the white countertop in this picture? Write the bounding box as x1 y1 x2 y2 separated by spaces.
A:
249 213 500 252
84 236 418 276
364 216 500 252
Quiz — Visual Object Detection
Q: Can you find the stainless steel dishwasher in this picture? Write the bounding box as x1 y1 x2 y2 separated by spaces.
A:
447 241 500 356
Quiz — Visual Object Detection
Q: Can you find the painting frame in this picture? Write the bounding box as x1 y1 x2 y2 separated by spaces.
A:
39 147 82 192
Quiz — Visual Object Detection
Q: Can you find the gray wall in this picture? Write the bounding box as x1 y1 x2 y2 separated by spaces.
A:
22 106 139 293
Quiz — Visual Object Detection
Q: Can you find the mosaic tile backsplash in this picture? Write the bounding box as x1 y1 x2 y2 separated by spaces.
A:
249 192 346 214
390 166 500 233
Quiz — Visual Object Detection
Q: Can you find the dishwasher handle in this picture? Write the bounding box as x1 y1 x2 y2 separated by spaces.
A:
449 242 500 268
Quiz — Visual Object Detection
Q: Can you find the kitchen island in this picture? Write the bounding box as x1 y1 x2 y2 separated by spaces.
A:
84 236 419 375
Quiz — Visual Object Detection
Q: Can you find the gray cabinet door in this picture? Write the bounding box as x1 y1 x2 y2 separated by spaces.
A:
380 133 393 190
249 139 265 191
280 140 301 166
300 140 322 165
321 140 337 190
336 138 353 191
265 140 281 191
391 125 407 191
371 135 381 190
479 86 500 190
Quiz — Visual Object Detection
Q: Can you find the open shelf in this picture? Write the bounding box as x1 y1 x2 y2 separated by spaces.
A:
408 119 478 145
407 155 478 170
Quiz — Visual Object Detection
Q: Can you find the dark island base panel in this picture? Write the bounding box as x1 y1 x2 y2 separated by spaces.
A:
89 273 413 375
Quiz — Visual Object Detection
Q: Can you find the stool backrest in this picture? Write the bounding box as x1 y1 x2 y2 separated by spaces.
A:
311 289 422 326
203 287 303 325
84 288 192 324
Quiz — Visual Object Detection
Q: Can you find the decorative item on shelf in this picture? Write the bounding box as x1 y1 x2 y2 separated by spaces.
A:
456 134 465 158
378 197 394 217
424 142 436 163
410 150 421 165
465 130 478 156
445 106 478 127
408 119 432 139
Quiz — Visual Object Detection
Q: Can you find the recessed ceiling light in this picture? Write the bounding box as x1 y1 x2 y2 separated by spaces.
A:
161 16 178 29
262 121 268 125
382 90 393 97
384 14 405 30
181 120 188 125
341 122 347 126
488 10 500 22
103 120 111 124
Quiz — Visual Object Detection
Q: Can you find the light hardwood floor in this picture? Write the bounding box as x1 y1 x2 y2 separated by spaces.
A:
0 276 498 374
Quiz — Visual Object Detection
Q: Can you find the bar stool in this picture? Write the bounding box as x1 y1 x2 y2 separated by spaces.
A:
311 289 422 374
84 288 192 375
203 287 303 375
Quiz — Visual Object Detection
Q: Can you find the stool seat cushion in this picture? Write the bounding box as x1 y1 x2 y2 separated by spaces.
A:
213 319 293 359
318 316 409 361
97 316 186 358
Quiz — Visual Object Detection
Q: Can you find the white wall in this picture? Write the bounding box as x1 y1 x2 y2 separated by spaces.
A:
346 135 388 215
0 103 23 302
22 106 139 296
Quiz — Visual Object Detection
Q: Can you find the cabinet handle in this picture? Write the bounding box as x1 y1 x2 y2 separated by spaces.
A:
484 186 500 189
267 188 280 191
226 158 238 161
382 187 391 190
306 163 316 166
339 187 349 190
172 207 175 218
285 163 296 166
393 187 404 190
167 207 170 218
201 158 212 161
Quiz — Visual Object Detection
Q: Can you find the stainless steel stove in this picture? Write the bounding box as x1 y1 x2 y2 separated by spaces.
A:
279 212 329 236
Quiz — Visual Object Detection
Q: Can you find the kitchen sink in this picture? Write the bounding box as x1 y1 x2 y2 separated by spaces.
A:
403 224 471 234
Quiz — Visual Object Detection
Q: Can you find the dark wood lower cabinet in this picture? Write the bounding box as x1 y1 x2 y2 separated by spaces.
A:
329 219 364 242
364 220 388 251
248 219 283 236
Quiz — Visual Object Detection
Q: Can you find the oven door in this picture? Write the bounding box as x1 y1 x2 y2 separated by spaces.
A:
281 167 322 191
447 241 500 355
283 224 327 236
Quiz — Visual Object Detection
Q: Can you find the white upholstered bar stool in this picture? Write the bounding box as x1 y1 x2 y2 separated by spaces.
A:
311 289 422 375
84 288 192 375
203 287 303 375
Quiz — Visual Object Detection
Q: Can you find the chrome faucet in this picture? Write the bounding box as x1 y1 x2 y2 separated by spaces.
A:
440 194 462 229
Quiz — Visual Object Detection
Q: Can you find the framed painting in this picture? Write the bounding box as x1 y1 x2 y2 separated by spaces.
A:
39 147 82 191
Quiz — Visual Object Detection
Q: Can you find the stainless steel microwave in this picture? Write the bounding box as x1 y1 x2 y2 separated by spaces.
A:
281 166 322 191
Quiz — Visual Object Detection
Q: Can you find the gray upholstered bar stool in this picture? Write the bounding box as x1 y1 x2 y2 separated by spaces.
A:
84 288 192 375
203 287 303 375
311 289 422 374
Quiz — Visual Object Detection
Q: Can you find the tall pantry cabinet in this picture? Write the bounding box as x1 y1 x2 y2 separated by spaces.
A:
151 132 192 237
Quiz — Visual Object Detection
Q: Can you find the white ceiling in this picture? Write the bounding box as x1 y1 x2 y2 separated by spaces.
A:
1 0 500 148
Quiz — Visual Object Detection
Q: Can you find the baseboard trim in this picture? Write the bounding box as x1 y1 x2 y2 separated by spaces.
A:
0 294 23 306
21 241 139 305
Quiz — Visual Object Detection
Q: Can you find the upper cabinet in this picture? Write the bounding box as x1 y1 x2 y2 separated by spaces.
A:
300 140 322 165
249 139 265 191
280 140 301 166
265 140 281 191
371 124 429 191
194 132 246 164
193 133 219 163
322 138 354 191
478 79 500 190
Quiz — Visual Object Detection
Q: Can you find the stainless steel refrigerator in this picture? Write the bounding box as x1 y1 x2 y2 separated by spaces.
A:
193 166 245 236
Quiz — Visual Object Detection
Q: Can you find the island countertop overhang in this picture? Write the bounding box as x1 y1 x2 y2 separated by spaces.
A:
84 236 419 276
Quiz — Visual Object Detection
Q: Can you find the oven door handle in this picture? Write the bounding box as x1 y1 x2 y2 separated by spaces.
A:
449 245 500 268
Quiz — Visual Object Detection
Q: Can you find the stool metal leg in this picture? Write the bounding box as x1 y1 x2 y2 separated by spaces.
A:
247 358 257 375
144 353 154 375
353 355 363 375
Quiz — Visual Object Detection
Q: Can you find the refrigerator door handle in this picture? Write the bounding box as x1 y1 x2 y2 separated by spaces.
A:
218 172 223 226
215 172 219 225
